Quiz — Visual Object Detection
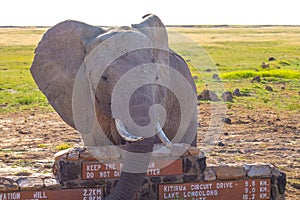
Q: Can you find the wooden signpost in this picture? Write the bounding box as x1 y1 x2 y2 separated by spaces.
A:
82 160 183 179
0 178 271 200
0 188 103 200
159 179 271 200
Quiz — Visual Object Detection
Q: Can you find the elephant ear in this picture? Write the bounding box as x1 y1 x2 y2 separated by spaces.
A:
132 14 169 64
30 20 105 128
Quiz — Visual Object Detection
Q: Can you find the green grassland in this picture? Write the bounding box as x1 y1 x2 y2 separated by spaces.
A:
0 28 50 113
0 26 299 114
168 26 300 114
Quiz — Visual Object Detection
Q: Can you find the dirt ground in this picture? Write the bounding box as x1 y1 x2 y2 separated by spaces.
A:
0 104 299 199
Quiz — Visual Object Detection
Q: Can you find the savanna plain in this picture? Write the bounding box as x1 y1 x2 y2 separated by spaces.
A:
0 26 299 199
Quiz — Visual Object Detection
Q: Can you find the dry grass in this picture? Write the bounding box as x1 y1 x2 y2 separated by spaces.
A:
168 26 300 46
0 28 46 46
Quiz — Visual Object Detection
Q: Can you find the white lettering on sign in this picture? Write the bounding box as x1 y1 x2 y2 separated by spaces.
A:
33 191 47 199
0 192 21 200
83 189 102 200
191 183 213 190
86 172 95 179
216 182 233 189
105 164 116 170
183 190 218 197
147 161 161 175
163 185 187 192
2 188 104 200
242 194 248 200
86 163 120 179
163 186 187 200
243 193 256 200
260 180 267 186
148 162 155 168
160 179 271 200
114 170 121 177
83 160 182 180
86 164 102 171
243 179 271 199
260 193 268 198
99 171 111 178
260 187 267 192
147 169 160 176
163 192 180 199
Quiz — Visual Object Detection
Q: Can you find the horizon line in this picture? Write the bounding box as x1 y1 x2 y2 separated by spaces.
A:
1 24 300 28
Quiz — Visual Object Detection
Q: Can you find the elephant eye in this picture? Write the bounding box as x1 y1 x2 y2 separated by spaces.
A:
101 75 108 81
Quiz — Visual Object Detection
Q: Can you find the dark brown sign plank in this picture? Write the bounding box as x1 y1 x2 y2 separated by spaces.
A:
0 188 103 200
82 160 182 179
159 179 271 200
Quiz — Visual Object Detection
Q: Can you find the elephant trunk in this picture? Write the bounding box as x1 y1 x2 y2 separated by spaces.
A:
105 86 157 200
105 137 155 200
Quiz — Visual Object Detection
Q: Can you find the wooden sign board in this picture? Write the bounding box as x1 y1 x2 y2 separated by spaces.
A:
159 179 271 200
82 160 182 179
0 188 103 200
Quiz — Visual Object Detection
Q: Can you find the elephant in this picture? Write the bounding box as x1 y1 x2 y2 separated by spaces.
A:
31 14 197 200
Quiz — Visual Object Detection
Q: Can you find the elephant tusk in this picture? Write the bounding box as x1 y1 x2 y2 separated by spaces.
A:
156 123 172 147
115 119 144 142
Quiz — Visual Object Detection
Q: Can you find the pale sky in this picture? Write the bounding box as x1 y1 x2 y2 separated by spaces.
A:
0 0 299 26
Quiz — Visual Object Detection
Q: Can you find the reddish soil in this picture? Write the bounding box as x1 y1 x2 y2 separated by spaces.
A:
0 104 299 199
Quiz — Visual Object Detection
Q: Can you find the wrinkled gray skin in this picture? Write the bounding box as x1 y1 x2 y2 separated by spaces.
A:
31 14 197 200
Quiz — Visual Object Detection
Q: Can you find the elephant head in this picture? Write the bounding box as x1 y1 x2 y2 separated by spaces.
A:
31 14 197 199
